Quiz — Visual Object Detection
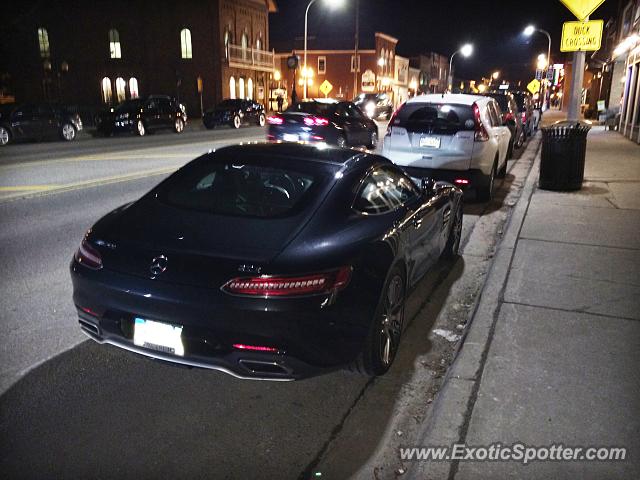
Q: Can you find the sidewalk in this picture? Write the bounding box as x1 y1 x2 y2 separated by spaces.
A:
409 118 640 479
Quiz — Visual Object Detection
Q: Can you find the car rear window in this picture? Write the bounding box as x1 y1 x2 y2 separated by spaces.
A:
286 102 335 116
159 156 327 218
488 94 509 112
512 93 528 112
394 103 474 134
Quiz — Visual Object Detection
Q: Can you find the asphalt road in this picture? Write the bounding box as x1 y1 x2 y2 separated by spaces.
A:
0 122 533 479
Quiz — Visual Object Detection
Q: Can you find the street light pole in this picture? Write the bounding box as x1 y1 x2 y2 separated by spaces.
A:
448 51 459 92
303 0 318 100
525 26 552 109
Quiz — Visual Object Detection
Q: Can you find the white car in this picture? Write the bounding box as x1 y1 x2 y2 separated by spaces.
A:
382 93 511 201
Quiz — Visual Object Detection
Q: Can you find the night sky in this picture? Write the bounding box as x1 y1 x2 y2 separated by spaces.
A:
269 0 620 83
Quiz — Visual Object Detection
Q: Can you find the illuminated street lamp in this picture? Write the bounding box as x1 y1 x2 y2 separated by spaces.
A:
448 43 473 92
524 25 552 108
304 0 345 99
537 53 548 71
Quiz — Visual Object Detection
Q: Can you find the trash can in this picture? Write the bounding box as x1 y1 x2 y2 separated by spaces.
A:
539 121 591 191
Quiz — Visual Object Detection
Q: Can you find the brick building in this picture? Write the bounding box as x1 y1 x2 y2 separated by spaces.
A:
0 0 277 119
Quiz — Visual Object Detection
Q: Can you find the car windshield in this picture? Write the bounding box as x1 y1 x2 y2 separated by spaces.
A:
216 100 242 109
115 99 142 112
286 102 335 115
395 103 475 134
160 155 327 218
354 94 376 103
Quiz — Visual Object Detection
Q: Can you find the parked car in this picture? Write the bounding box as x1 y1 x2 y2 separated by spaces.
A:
267 99 378 149
203 99 266 129
382 93 511 201
353 92 394 119
0 103 82 146
484 91 525 151
511 91 535 136
95 95 186 137
70 143 463 379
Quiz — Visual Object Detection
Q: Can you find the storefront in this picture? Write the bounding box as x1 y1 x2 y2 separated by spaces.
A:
619 45 640 143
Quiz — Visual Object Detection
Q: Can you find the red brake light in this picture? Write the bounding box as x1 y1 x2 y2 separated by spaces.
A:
74 239 103 269
472 103 489 142
232 344 279 353
303 116 329 126
267 115 284 125
222 266 352 298
454 178 470 185
386 103 405 137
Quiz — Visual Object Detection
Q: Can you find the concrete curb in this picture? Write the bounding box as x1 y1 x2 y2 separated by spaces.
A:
407 135 543 480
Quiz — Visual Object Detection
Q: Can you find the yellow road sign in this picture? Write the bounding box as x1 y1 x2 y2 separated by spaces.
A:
527 79 541 95
559 0 606 21
561 20 604 52
319 80 333 97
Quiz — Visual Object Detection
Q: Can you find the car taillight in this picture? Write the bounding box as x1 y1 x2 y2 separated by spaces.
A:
473 103 489 142
303 116 329 126
222 266 352 298
267 115 284 125
386 103 405 137
74 238 103 269
454 178 470 185
521 112 527 122
232 344 279 353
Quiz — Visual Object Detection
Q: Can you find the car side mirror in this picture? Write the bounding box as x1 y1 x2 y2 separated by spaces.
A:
421 177 435 195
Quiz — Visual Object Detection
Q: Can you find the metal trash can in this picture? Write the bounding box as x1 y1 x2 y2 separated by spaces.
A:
539 121 591 191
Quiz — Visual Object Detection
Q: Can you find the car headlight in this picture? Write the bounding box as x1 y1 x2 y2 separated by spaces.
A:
365 102 376 118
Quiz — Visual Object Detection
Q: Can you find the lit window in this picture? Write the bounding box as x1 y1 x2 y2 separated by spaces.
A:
318 56 326 74
109 29 121 59
101 77 112 104
241 33 249 60
256 37 262 50
229 76 236 99
129 78 139 99
224 29 230 59
115 77 126 102
350 55 360 73
180 28 192 59
37 28 50 58
239 77 245 99
247 78 253 100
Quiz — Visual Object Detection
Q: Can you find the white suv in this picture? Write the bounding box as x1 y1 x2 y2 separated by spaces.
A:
382 94 511 201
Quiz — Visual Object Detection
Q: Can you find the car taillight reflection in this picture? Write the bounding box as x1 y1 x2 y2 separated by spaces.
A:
232 344 279 353
303 116 330 126
267 115 284 125
222 266 352 297
74 239 103 269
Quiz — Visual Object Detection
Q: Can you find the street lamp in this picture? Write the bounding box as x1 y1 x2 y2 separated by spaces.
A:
524 25 552 108
448 43 473 92
304 0 345 99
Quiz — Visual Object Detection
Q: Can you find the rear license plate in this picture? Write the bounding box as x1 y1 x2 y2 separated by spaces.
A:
283 133 299 142
133 318 184 356
420 136 441 148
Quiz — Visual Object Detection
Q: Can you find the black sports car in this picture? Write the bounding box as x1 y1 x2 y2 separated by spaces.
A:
267 100 378 149
95 95 187 137
0 103 82 146
70 143 463 380
203 99 266 129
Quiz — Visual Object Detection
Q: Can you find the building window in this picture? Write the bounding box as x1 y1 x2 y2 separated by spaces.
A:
247 78 253 99
129 77 139 99
224 29 230 59
109 29 121 59
241 33 249 60
256 37 262 50
115 77 126 102
239 77 245 99
229 76 236 99
351 55 360 73
37 28 50 58
101 77 112 104
180 28 192 59
318 56 326 74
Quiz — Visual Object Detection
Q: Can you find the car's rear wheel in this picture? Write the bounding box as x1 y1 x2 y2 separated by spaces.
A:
257 113 266 127
336 135 347 148
60 123 76 142
174 117 185 133
232 115 241 129
442 203 463 259
352 265 406 376
367 131 378 149
477 159 497 202
0 126 10 146
136 120 146 136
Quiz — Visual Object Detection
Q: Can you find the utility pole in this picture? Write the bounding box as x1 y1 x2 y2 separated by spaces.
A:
353 0 359 97
567 16 588 121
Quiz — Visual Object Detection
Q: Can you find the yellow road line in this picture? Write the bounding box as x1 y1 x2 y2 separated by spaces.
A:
0 166 178 203
0 185 60 192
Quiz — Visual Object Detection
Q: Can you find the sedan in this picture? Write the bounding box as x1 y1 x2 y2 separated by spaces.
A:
203 99 266 129
70 143 463 380
0 103 82 146
267 100 378 149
